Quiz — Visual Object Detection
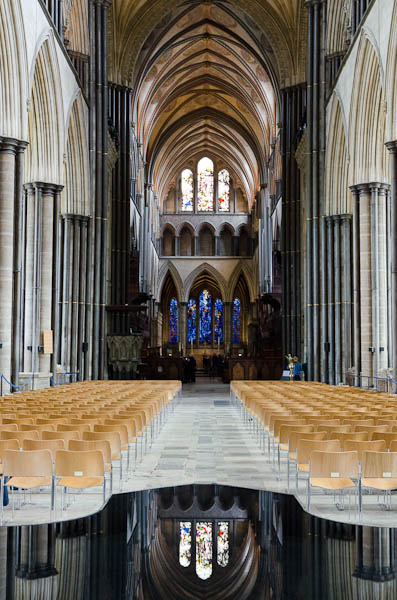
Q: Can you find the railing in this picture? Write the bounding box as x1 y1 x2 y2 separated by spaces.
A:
347 373 397 394
351 0 370 38
0 372 79 396
40 0 64 40
326 52 344 93
68 50 89 97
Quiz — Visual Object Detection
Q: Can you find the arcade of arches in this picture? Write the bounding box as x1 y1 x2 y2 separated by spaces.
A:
1 0 397 388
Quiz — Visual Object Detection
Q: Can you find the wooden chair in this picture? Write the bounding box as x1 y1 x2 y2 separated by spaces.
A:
317 424 352 434
19 423 56 433
68 439 113 491
343 418 375 429
55 450 106 506
1 449 54 520
277 424 315 480
0 430 39 448
0 439 19 474
295 439 341 495
103 418 138 466
361 451 397 510
82 431 123 482
41 430 80 444
343 439 387 465
371 433 397 449
0 424 18 433
284 430 327 487
2 418 34 426
22 438 65 461
307 451 359 512
328 431 369 447
355 424 390 438
57 423 91 435
93 424 130 473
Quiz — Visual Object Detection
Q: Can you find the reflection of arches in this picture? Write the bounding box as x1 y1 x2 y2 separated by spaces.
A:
350 33 387 184
326 93 350 214
0 0 28 140
199 226 214 256
24 36 64 185
62 92 90 215
180 226 194 256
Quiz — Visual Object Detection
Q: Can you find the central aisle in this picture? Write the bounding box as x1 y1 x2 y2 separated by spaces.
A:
132 380 271 490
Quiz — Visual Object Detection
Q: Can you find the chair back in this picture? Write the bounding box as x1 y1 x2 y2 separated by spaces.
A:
94 424 128 446
343 418 375 428
355 424 390 437
23 438 65 460
0 424 18 432
2 418 34 426
42 430 80 443
82 430 121 456
297 439 341 465
57 423 91 434
310 450 359 479
279 424 314 445
288 431 327 453
55 450 104 477
69 439 111 464
362 451 397 478
328 431 369 445
2 449 53 477
0 430 39 446
343 439 387 462
0 439 19 460
20 423 56 432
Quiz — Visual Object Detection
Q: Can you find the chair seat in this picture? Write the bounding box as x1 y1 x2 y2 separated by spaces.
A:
112 453 121 461
310 477 355 490
280 443 289 451
362 477 397 491
7 476 52 489
297 463 309 472
57 476 103 489
289 452 297 461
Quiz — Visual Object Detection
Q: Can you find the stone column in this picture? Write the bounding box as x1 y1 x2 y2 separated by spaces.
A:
215 235 220 256
224 302 232 354
0 139 27 388
175 236 180 256
350 185 361 384
341 214 352 381
386 142 397 387
195 235 200 256
334 215 342 384
358 184 373 383
326 216 334 384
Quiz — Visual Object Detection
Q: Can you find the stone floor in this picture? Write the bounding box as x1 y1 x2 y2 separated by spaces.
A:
3 379 397 528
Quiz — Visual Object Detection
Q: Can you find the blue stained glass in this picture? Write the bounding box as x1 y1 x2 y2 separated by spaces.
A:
214 299 223 344
232 298 241 343
199 290 212 343
188 299 197 342
170 298 179 343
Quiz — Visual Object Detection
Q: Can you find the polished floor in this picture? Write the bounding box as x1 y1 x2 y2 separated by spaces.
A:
2 380 397 527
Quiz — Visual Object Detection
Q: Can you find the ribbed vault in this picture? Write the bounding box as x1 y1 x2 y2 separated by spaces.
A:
109 1 306 212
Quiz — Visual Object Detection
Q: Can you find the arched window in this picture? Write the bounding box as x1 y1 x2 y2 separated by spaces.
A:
217 522 229 567
188 299 197 342
196 522 213 580
214 299 223 343
170 298 179 343
232 298 241 343
197 157 214 211
218 169 230 212
181 169 194 212
199 289 212 343
179 522 192 567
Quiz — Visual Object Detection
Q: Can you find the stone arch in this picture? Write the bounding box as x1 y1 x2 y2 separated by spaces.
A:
0 0 28 140
157 262 183 303
179 224 195 257
218 224 234 257
176 221 195 237
228 264 256 303
326 93 350 214
182 263 227 304
385 1 397 141
62 91 90 215
349 32 388 185
162 224 176 256
24 35 64 185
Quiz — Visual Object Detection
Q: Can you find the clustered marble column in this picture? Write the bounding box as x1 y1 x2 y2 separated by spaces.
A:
281 85 306 360
386 142 397 387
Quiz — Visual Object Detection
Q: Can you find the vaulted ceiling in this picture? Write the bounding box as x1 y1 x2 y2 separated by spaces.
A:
108 1 307 209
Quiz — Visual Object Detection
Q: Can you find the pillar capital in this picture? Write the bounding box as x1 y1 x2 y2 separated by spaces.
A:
349 183 371 196
0 137 28 154
385 140 397 153
24 182 63 195
339 213 352 223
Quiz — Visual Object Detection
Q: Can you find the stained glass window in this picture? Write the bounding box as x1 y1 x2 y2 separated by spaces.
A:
196 522 213 580
179 522 192 567
232 298 241 343
218 169 230 212
199 290 212 343
181 169 194 212
170 298 179 343
217 522 229 567
197 157 214 212
188 299 197 343
214 299 223 344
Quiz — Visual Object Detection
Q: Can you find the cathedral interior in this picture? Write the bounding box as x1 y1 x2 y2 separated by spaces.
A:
2 0 397 598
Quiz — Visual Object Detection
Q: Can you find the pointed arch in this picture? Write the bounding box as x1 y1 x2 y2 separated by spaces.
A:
182 263 227 303
326 92 350 214
24 35 64 185
349 32 387 185
62 91 90 215
386 1 397 141
157 261 183 302
228 263 256 303
0 0 28 140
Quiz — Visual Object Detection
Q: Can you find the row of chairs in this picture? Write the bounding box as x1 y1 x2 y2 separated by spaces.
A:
231 380 397 515
0 380 181 520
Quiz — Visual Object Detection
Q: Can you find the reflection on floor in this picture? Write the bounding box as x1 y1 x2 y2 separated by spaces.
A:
2 381 397 528
3 485 397 600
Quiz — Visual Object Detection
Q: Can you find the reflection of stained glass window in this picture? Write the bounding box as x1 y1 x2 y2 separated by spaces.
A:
181 169 194 212
214 299 223 344
179 522 192 567
199 290 212 343
170 298 179 343
218 169 230 212
198 157 214 212
196 522 213 580
217 522 229 567
188 299 197 342
232 298 241 343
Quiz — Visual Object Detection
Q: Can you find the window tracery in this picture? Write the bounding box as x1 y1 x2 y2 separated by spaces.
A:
169 298 179 343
